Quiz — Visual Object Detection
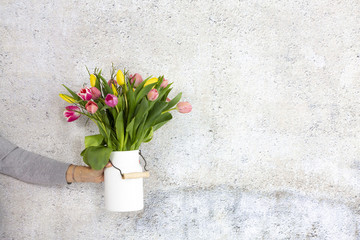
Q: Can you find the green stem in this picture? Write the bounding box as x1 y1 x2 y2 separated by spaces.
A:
162 107 176 114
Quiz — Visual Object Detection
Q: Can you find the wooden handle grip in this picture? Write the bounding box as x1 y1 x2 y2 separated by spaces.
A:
122 171 150 179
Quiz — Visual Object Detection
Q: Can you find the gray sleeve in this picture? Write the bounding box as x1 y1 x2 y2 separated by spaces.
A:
0 135 71 186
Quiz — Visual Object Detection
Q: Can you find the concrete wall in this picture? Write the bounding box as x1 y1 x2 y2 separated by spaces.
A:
1 0 360 239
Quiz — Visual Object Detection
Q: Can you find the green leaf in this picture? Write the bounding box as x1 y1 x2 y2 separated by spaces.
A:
134 98 149 130
145 101 168 129
154 76 164 89
162 87 172 101
62 84 81 101
116 95 123 111
143 127 154 143
126 86 137 121
103 116 113 148
96 122 108 139
134 112 148 143
95 77 101 92
96 101 104 110
164 92 182 111
100 104 111 111
126 117 136 140
85 134 104 148
80 148 89 165
115 111 124 150
153 112 172 131
83 146 112 170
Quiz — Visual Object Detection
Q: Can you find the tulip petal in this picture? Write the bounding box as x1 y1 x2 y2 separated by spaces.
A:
144 77 158 87
116 70 125 85
59 94 76 103
90 74 96 87
112 84 118 96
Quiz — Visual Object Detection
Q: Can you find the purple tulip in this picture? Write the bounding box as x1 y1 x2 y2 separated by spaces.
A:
147 89 159 101
90 87 101 100
64 106 81 122
85 101 98 114
77 87 92 101
105 94 118 107
176 102 192 113
130 73 143 87
160 79 169 88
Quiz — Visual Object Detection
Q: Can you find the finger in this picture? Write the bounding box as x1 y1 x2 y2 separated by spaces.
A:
105 162 112 168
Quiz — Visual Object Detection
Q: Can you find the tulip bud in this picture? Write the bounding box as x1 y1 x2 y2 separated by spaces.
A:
105 94 118 107
77 87 92 101
116 70 125 85
85 101 98 114
130 73 143 87
90 74 96 87
90 87 101 100
64 106 81 122
111 84 118 96
108 79 117 87
59 94 76 103
144 77 158 87
176 102 192 113
147 89 159 101
160 79 169 88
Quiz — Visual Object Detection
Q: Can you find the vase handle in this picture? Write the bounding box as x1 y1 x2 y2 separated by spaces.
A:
122 171 150 179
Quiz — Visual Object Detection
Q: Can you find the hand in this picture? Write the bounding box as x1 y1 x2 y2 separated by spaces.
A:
66 163 112 183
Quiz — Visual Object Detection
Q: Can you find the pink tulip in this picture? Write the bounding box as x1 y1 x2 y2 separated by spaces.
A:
90 87 101 100
176 102 192 113
63 106 81 122
166 98 171 102
108 79 117 87
147 89 159 101
105 94 118 107
160 79 169 88
85 101 98 114
77 87 92 101
130 73 143 87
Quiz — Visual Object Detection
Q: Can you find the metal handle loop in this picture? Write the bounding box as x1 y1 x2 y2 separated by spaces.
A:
108 150 149 179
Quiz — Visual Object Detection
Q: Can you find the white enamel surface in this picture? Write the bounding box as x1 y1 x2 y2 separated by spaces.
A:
105 151 144 212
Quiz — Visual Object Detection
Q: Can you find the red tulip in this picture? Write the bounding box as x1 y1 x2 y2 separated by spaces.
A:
130 73 143 87
85 101 98 114
63 106 81 122
160 79 169 88
147 89 159 101
77 87 92 101
90 87 101 100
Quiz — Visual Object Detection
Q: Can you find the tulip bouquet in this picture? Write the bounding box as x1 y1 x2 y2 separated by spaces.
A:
60 66 191 170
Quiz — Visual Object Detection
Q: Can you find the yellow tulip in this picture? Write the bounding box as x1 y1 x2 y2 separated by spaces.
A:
90 74 96 87
59 94 76 103
116 70 125 85
144 77 158 87
112 84 118 96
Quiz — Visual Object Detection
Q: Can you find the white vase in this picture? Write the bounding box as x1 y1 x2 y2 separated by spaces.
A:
104 150 144 212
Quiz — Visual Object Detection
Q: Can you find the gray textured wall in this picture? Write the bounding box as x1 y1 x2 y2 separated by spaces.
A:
1 0 360 239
